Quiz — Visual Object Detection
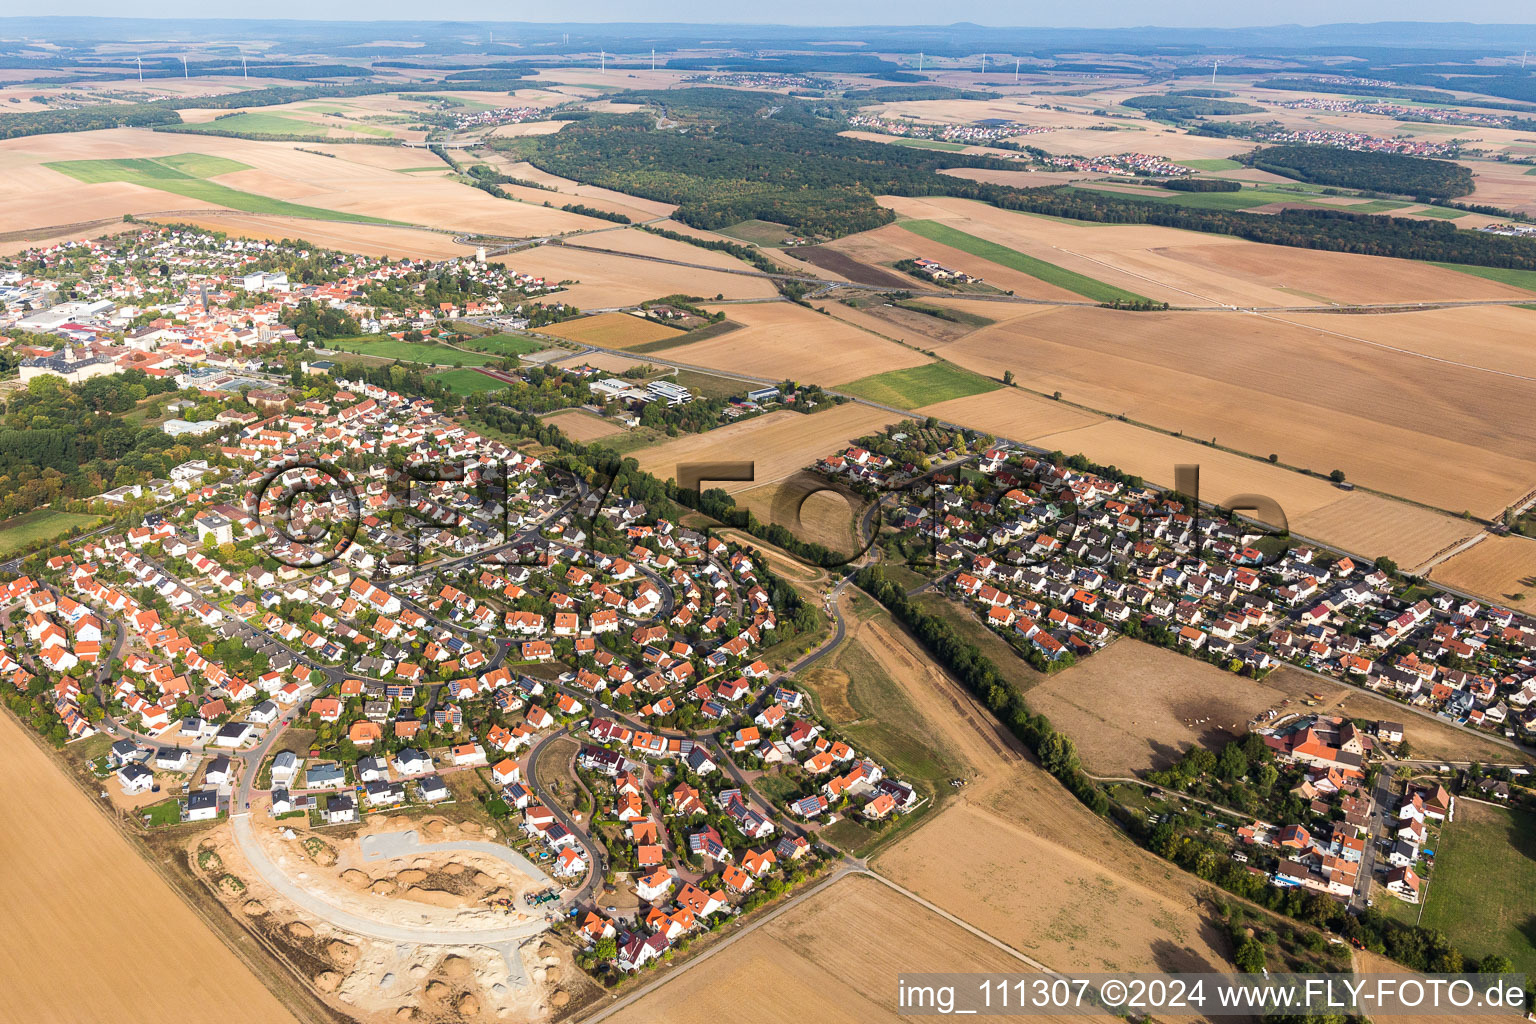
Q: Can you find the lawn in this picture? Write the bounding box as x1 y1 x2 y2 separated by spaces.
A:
139 798 184 828
838 361 998 409
46 153 402 225
897 219 1151 304
1411 206 1468 219
456 332 544 356
0 509 102 556
1430 262 1536 293
1178 158 1244 171
432 368 509 395
1416 801 1536 975
324 336 500 364
179 112 333 137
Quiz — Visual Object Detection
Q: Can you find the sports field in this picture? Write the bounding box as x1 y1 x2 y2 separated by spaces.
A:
0 509 102 556
325 337 499 364
897 219 1151 304
1416 801 1536 975
45 153 401 225
456 332 545 356
839 362 999 409
431 368 509 395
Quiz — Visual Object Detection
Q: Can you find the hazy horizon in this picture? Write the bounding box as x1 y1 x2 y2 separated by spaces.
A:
10 5 1536 29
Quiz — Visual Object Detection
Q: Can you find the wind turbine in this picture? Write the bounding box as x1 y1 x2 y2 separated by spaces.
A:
181 55 189 80
241 53 248 81
136 55 142 83
980 53 987 76
651 48 655 71
1015 57 1020 84
1211 59 1220 85
1524 50 1530 69
600 49 606 74
918 51 923 73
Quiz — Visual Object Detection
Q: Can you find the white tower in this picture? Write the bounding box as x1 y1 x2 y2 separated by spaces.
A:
476 246 486 264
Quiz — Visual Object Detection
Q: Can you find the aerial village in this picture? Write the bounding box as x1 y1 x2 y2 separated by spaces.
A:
818 434 1536 908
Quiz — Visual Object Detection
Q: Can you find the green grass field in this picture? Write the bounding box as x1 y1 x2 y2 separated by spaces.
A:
456 333 544 356
839 361 998 409
895 300 996 329
1409 206 1468 219
1430 262 1536 293
0 509 102 556
1417 802 1536 975
716 218 796 246
325 336 500 364
180 112 332 137
885 136 968 151
432 368 509 395
46 153 402 225
1178 158 1244 171
898 219 1151 304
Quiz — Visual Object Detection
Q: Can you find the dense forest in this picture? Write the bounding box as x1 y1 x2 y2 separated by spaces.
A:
0 102 180 141
0 370 188 520
1241 144 1475 199
1158 177 1243 192
1122 92 1266 119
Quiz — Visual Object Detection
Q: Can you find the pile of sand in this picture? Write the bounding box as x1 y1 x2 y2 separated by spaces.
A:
401 886 470 909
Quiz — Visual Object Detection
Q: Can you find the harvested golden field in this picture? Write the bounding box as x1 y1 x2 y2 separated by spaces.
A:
861 619 1234 976
542 409 624 442
0 712 300 1024
485 158 678 219
1431 535 1536 613
537 311 687 348
631 404 901 491
567 225 770 275
915 386 1106 444
1028 637 1317 775
606 874 1106 1024
0 129 610 237
147 213 473 260
561 350 654 375
1289 493 1478 576
876 798 1231 974
932 304 1536 518
495 244 776 309
1273 305 1536 378
487 120 566 137
670 301 931 385
940 166 1101 188
731 480 867 554
876 194 1535 307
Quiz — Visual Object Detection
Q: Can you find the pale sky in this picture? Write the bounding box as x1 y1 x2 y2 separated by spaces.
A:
24 3 1536 28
